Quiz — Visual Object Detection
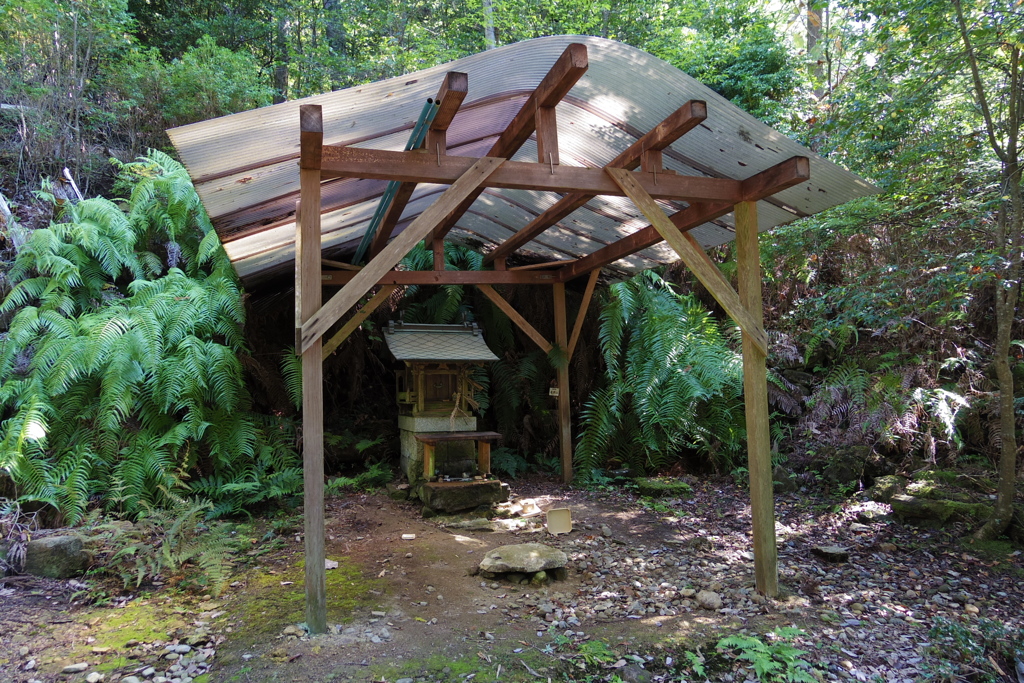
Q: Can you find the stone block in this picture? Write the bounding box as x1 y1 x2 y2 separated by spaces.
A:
24 534 88 579
420 480 504 513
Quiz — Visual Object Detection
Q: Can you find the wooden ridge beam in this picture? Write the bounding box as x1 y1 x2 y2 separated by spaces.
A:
477 284 553 353
606 167 768 355
322 269 562 286
483 100 707 266
320 146 741 202
431 43 588 241
321 285 398 360
557 156 811 280
299 157 505 352
369 72 469 259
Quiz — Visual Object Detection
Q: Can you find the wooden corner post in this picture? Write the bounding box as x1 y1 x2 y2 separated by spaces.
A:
553 282 573 483
298 104 328 634
735 200 778 597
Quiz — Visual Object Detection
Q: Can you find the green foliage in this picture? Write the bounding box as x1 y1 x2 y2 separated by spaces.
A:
0 152 300 522
399 241 483 325
923 617 1024 682
576 270 746 477
714 628 817 683
91 497 236 596
325 462 392 494
489 446 530 479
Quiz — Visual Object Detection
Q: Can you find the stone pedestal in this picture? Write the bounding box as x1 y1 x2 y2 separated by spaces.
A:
419 480 509 513
399 414 477 485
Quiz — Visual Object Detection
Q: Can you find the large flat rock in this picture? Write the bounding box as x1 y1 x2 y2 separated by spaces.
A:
24 534 88 579
479 543 567 574
419 480 506 512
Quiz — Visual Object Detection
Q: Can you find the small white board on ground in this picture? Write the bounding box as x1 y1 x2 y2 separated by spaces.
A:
546 508 572 535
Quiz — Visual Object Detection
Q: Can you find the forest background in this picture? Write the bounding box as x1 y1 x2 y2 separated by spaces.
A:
0 0 1022 544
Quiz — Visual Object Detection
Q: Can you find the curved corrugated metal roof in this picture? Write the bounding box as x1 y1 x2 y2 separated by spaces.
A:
168 35 875 287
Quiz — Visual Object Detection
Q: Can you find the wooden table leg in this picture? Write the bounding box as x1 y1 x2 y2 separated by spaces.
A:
478 440 491 476
423 443 435 480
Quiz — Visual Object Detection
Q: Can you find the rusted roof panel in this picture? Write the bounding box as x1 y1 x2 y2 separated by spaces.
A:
168 35 876 287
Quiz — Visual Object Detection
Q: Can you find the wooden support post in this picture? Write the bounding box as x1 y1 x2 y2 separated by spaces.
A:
735 200 778 597
478 440 491 475
477 284 553 352
432 234 445 271
298 104 327 635
567 268 599 361
300 157 505 352
321 285 398 360
423 442 436 479
536 104 559 166
605 167 768 355
553 282 573 483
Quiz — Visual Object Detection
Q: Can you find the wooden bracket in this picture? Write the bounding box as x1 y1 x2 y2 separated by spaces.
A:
321 286 398 360
567 268 600 361
477 284 553 353
605 167 768 355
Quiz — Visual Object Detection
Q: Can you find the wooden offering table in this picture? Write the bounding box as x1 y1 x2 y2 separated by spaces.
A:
416 431 502 479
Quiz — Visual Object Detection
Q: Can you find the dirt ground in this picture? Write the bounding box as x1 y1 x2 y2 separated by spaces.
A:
2 478 1023 683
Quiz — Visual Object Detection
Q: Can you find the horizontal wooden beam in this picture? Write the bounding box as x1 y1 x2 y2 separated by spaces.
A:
557 156 811 280
322 269 562 285
607 166 767 355
300 157 505 352
484 100 707 266
321 146 741 202
477 284 553 353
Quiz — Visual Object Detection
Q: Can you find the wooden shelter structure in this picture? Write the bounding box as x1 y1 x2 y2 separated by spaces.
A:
168 36 875 634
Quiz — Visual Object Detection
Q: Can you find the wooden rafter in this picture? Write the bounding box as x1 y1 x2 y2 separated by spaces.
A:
368 72 469 259
299 157 505 352
483 100 707 265
430 43 588 242
321 285 398 359
320 146 743 202
557 156 810 281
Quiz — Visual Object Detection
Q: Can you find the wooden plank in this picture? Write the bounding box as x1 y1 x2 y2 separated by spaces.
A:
567 268 600 361
605 167 768 355
553 281 573 483
423 442 435 479
558 156 811 280
322 258 362 271
299 157 505 352
477 284 553 353
483 101 707 266
478 440 491 476
414 431 503 444
297 104 327 636
536 105 559 166
372 72 469 258
735 199 778 597
321 286 398 360
431 43 588 241
321 269 562 286
320 146 740 202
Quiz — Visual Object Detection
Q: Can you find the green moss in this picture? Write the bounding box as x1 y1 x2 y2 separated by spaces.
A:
76 599 188 651
911 469 959 484
234 557 383 637
633 476 693 498
368 651 554 683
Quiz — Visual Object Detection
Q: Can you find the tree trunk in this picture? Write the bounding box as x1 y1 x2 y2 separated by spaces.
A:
482 0 496 49
273 13 289 104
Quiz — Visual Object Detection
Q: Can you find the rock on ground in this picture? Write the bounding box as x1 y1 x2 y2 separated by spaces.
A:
479 543 567 574
24 535 88 579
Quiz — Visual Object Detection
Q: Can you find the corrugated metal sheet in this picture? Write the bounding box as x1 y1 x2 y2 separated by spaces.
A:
168 35 876 287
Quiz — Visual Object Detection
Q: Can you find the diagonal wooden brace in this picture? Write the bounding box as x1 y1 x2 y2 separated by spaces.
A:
321 285 398 360
477 284 553 353
299 157 505 352
605 167 768 356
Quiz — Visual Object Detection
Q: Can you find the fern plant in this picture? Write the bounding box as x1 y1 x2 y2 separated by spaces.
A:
0 151 300 522
575 270 746 478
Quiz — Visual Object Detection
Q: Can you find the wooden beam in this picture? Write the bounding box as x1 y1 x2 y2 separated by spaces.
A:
297 104 327 635
553 281 573 483
370 72 469 258
320 146 741 201
605 167 768 355
477 284 553 353
536 104 559 166
322 258 362 271
483 101 707 266
300 157 505 353
735 200 778 597
567 268 600 361
431 43 588 241
321 286 398 360
558 156 811 280
321 269 562 286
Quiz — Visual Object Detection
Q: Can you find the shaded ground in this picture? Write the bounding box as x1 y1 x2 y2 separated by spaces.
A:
2 477 1022 682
